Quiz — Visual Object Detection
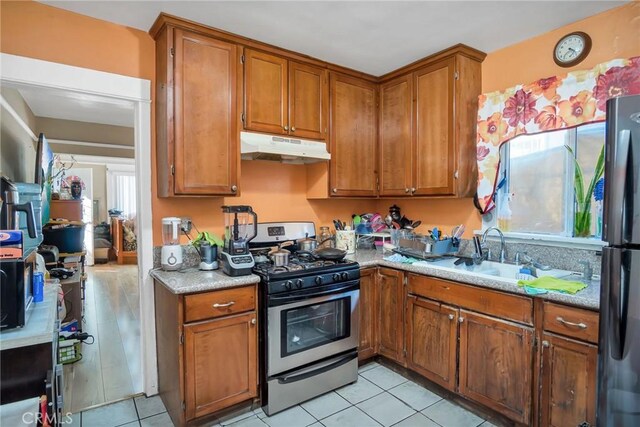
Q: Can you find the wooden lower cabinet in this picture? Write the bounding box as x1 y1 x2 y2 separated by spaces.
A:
155 282 258 426
539 333 597 427
184 313 257 419
377 268 405 364
406 296 458 391
358 268 377 360
458 309 534 424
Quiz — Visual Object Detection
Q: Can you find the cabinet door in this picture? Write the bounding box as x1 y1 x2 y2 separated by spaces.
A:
184 312 257 420
458 309 533 424
244 49 288 135
379 75 413 197
406 296 458 391
358 268 377 360
173 29 238 195
377 268 405 363
413 58 455 196
540 333 597 427
289 61 328 140
329 73 378 197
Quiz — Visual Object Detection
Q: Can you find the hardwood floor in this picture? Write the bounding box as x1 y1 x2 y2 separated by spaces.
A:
63 263 142 413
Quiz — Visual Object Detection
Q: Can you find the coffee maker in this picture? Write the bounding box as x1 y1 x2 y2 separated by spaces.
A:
1 176 37 240
220 206 257 276
161 217 183 271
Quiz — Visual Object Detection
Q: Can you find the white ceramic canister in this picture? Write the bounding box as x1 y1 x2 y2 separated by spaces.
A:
335 228 356 254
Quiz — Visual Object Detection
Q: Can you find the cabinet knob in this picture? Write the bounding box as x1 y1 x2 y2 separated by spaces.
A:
458 317 464 323
405 188 410 193
251 318 257 325
284 125 289 131
448 314 454 320
291 127 296 132
231 185 238 192
332 188 338 193
542 340 550 348
411 187 416 193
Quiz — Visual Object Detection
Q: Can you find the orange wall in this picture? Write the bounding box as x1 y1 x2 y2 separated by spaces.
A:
3 1 638 245
482 2 640 93
155 161 377 243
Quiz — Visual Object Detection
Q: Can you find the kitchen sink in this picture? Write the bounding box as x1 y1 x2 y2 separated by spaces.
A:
422 258 575 282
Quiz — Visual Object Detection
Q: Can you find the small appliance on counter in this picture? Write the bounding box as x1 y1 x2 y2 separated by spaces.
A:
198 242 218 271
161 217 183 271
220 205 257 276
1 176 38 242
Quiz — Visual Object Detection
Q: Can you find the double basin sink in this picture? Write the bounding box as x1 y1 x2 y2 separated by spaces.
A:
412 258 578 284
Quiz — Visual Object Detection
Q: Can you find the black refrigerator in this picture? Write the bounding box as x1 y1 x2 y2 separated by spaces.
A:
598 94 640 426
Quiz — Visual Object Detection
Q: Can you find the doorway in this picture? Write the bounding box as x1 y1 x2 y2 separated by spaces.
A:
0 54 157 407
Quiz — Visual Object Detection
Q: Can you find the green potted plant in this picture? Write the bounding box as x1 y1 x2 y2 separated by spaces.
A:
566 145 605 238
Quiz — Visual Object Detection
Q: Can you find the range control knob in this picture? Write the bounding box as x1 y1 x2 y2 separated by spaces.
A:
295 279 304 289
315 276 323 285
333 273 341 281
284 280 293 290
341 272 349 280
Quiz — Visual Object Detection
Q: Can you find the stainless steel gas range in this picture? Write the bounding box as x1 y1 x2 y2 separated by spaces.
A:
250 222 360 416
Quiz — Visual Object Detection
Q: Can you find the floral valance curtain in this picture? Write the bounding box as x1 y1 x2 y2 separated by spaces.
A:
476 57 640 214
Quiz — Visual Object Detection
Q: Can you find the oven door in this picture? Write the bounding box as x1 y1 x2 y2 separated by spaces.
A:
267 280 359 376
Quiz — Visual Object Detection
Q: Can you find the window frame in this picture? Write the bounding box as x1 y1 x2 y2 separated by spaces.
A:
481 125 605 248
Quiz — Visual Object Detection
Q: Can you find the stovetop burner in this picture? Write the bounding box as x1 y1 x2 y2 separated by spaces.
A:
252 255 353 277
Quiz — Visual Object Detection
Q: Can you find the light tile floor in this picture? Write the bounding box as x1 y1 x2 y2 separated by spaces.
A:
72 362 499 427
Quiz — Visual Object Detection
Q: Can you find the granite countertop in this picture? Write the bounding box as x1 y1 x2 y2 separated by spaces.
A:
347 250 600 311
150 268 261 294
149 250 600 310
0 284 60 350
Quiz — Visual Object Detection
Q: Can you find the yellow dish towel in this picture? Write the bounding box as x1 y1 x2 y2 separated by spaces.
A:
517 276 587 294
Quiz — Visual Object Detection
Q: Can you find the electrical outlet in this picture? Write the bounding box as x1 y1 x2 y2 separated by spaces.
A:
180 217 192 233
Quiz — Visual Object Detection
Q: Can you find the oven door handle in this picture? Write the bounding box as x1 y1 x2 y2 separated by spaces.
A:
268 281 359 306
276 351 358 385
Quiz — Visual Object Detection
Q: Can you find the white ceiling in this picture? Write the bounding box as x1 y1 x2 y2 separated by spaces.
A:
39 1 625 76
17 85 135 127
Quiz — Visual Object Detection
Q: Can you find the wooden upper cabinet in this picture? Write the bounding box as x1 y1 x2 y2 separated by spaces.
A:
379 75 413 197
289 61 328 140
458 309 534 425
329 73 378 197
155 26 239 197
243 50 328 140
376 48 483 198
377 268 405 364
539 334 597 427
184 312 257 420
406 296 458 391
244 49 288 135
413 58 455 196
358 268 377 361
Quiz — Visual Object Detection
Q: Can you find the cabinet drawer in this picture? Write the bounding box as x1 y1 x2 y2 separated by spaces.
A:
184 286 256 323
407 274 533 325
543 302 599 344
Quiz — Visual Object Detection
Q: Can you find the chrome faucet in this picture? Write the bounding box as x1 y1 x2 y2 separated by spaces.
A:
481 227 507 263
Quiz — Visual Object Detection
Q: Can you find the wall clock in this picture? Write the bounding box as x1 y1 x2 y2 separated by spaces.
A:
553 31 592 67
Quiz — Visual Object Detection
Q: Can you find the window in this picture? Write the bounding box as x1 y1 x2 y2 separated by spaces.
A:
107 169 137 218
491 122 605 239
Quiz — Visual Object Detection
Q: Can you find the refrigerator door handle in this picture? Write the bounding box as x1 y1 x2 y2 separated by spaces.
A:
606 129 631 245
607 249 629 361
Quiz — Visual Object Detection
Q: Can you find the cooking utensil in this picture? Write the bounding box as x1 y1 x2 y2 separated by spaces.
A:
269 244 291 267
298 232 318 252
333 219 343 231
384 214 393 227
408 220 422 230
297 247 347 261
452 224 466 239
431 227 440 241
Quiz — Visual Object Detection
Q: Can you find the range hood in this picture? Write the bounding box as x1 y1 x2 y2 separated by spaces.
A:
240 131 330 164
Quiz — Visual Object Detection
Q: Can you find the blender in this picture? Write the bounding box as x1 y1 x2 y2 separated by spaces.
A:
220 206 257 276
161 217 183 271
